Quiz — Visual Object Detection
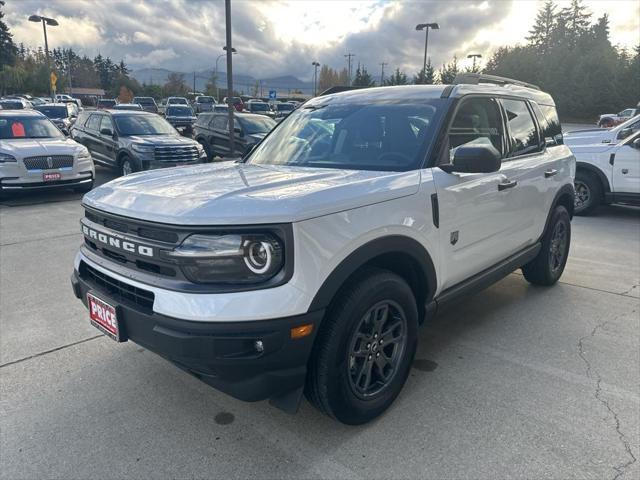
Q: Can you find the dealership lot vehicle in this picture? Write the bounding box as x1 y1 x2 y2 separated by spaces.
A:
96 99 117 110
598 107 640 127
193 95 216 113
223 96 244 112
111 103 143 111
33 103 78 135
246 100 276 119
70 109 206 176
164 105 197 136
0 110 94 194
69 74 576 424
565 114 640 147
569 131 640 214
132 96 158 113
274 101 295 118
0 98 32 109
193 111 275 158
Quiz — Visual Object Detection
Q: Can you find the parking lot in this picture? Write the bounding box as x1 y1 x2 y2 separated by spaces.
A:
0 166 638 480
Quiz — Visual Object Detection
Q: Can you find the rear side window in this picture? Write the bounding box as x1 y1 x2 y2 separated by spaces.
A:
448 97 504 160
533 103 563 146
195 113 212 127
212 116 227 129
502 99 542 156
86 114 101 131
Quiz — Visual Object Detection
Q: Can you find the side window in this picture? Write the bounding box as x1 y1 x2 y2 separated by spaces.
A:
99 115 114 133
85 114 101 131
448 97 504 161
212 115 227 130
195 113 211 127
502 99 542 157
531 103 563 147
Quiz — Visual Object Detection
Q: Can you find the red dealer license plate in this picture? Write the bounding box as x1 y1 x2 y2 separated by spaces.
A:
43 172 62 182
87 293 121 341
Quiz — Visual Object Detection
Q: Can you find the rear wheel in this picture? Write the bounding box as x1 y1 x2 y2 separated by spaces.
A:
305 268 418 425
574 170 602 215
198 139 213 162
522 205 571 286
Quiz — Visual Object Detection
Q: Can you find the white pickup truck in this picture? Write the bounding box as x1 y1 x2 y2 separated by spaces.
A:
71 74 575 424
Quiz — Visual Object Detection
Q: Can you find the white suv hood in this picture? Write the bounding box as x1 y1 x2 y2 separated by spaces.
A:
83 162 420 225
0 137 85 156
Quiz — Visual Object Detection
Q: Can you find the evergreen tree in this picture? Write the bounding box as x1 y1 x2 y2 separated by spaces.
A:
384 68 407 86
438 56 459 84
413 59 435 84
527 1 557 53
560 0 591 48
0 0 17 68
352 63 375 87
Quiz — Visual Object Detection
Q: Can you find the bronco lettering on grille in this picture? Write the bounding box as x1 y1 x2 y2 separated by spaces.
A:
82 225 154 257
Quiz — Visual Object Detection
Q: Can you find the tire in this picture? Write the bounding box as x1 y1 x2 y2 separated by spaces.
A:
574 170 602 216
305 268 418 425
119 155 139 176
522 205 571 286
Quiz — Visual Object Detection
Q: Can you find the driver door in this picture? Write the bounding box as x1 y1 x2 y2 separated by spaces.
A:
430 96 522 290
612 133 640 194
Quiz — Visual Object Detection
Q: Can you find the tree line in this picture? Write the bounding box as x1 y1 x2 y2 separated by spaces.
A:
1 0 637 118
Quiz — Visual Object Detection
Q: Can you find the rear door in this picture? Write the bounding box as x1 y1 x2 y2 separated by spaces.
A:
431 96 523 289
612 132 640 194
211 115 229 156
97 115 118 166
83 114 105 162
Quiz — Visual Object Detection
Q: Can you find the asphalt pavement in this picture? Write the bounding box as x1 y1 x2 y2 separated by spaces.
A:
1 166 638 480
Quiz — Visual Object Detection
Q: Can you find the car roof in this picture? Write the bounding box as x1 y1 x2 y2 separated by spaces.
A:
309 83 555 107
103 109 152 115
0 109 43 117
34 103 70 107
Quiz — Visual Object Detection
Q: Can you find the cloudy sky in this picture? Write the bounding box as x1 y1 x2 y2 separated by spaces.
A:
4 0 639 79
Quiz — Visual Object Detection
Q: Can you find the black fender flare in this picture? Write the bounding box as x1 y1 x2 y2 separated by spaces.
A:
540 183 575 241
307 235 437 312
576 161 611 193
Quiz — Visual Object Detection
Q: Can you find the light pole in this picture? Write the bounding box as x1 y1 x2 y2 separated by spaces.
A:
467 53 482 72
29 14 58 99
415 22 439 77
379 62 387 85
224 0 235 157
215 47 236 103
344 53 355 86
311 61 320 96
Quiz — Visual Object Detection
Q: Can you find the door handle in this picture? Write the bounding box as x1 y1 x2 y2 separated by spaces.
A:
498 180 518 191
544 169 558 178
622 169 629 174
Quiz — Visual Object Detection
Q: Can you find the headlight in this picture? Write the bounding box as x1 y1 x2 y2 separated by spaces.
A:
0 153 17 163
76 149 91 160
131 143 154 153
166 233 284 284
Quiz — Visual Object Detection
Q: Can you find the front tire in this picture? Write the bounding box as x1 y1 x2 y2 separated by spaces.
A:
522 205 571 286
305 269 418 425
119 155 139 176
574 170 602 215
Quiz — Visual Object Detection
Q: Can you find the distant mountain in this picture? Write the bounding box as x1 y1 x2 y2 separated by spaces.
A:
130 68 313 96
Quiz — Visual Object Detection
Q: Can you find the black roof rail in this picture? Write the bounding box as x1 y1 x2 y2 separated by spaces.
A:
453 73 540 91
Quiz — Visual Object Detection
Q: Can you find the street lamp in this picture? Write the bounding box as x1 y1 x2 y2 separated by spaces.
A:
215 46 236 103
415 22 439 77
311 61 320 96
467 53 482 72
29 14 58 99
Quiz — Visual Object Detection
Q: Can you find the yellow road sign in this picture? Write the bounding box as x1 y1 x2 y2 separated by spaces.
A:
50 71 57 87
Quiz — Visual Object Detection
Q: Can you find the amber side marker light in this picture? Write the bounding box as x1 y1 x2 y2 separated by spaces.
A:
290 324 314 339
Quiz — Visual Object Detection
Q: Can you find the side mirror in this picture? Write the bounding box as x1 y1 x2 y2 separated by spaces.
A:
61 127 70 136
242 143 257 160
633 138 640 149
100 127 114 137
440 144 502 174
234 127 243 137
617 128 633 140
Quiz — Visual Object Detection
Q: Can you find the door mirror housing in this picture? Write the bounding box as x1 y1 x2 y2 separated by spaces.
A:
440 144 502 174
617 128 633 140
100 127 114 137
632 138 640 149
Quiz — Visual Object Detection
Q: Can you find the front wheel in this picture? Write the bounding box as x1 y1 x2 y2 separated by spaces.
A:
305 268 418 425
574 170 602 216
120 155 139 176
522 205 571 286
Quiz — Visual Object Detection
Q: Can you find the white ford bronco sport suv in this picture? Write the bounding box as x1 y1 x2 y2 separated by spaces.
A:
71 74 575 424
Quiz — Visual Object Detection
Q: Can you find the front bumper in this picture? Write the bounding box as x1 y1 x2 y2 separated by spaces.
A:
0 172 93 191
71 266 323 407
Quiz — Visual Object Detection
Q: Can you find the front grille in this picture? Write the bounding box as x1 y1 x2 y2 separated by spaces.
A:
80 261 155 310
23 155 74 170
85 209 179 243
153 145 199 163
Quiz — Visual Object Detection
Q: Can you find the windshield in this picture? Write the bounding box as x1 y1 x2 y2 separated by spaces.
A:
198 97 214 103
167 106 194 116
238 116 276 134
114 114 176 136
169 98 188 105
134 98 155 105
277 104 294 112
0 116 64 139
249 103 269 112
34 106 68 118
98 100 116 107
247 100 444 171
0 101 24 109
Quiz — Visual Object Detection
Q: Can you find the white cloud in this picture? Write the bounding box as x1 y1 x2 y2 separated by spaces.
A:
124 48 178 66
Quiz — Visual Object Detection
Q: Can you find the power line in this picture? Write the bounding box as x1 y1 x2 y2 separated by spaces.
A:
344 53 355 86
379 62 387 85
